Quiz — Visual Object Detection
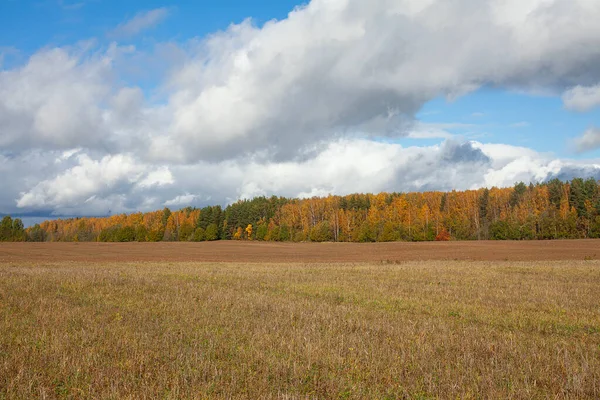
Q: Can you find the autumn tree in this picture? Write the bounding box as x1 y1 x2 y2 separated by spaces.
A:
20 177 600 243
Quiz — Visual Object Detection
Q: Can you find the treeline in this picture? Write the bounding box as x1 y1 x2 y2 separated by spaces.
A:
14 177 600 243
0 216 26 241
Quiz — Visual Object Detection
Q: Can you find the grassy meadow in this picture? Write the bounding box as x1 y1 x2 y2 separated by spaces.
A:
1 260 599 399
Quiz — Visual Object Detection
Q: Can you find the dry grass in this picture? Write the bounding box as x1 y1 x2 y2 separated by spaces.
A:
0 260 599 399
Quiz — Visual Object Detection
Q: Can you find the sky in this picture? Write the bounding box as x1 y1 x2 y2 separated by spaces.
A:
1 0 600 225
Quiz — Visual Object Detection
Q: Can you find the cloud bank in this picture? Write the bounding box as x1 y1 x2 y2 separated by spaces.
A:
2 0 600 217
6 140 599 218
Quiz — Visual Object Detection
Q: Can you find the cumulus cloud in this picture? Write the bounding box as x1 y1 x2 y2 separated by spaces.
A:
547 165 600 182
4 0 600 163
109 8 171 38
3 0 600 217
138 167 174 189
12 139 599 217
572 127 600 153
0 43 153 154
16 153 173 215
562 84 600 112
151 0 600 162
0 46 111 151
164 194 199 207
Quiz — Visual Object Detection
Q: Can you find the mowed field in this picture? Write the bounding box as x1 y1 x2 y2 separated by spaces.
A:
1 243 600 399
1 239 600 263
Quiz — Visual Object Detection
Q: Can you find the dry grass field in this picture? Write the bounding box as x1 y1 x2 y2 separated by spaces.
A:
1 254 599 398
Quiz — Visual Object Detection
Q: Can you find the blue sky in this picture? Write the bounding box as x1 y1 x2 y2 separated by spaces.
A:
1 1 301 57
412 90 600 158
1 0 600 222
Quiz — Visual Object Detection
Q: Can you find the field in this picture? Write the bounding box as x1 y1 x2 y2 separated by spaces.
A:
1 239 600 263
1 242 599 399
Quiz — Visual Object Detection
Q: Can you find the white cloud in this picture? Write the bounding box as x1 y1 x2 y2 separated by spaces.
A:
4 0 600 163
407 130 454 140
572 127 600 153
0 46 112 151
150 0 600 162
137 167 174 188
562 84 600 112
473 142 540 166
13 139 600 217
109 8 171 38
164 194 198 207
4 0 600 216
16 153 162 212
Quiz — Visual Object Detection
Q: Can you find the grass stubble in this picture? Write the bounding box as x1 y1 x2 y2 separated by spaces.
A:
0 260 599 399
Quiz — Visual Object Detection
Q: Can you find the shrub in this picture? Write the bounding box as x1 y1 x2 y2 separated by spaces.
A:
435 230 451 241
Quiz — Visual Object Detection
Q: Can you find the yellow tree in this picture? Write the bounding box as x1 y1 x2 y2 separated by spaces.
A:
233 227 243 240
